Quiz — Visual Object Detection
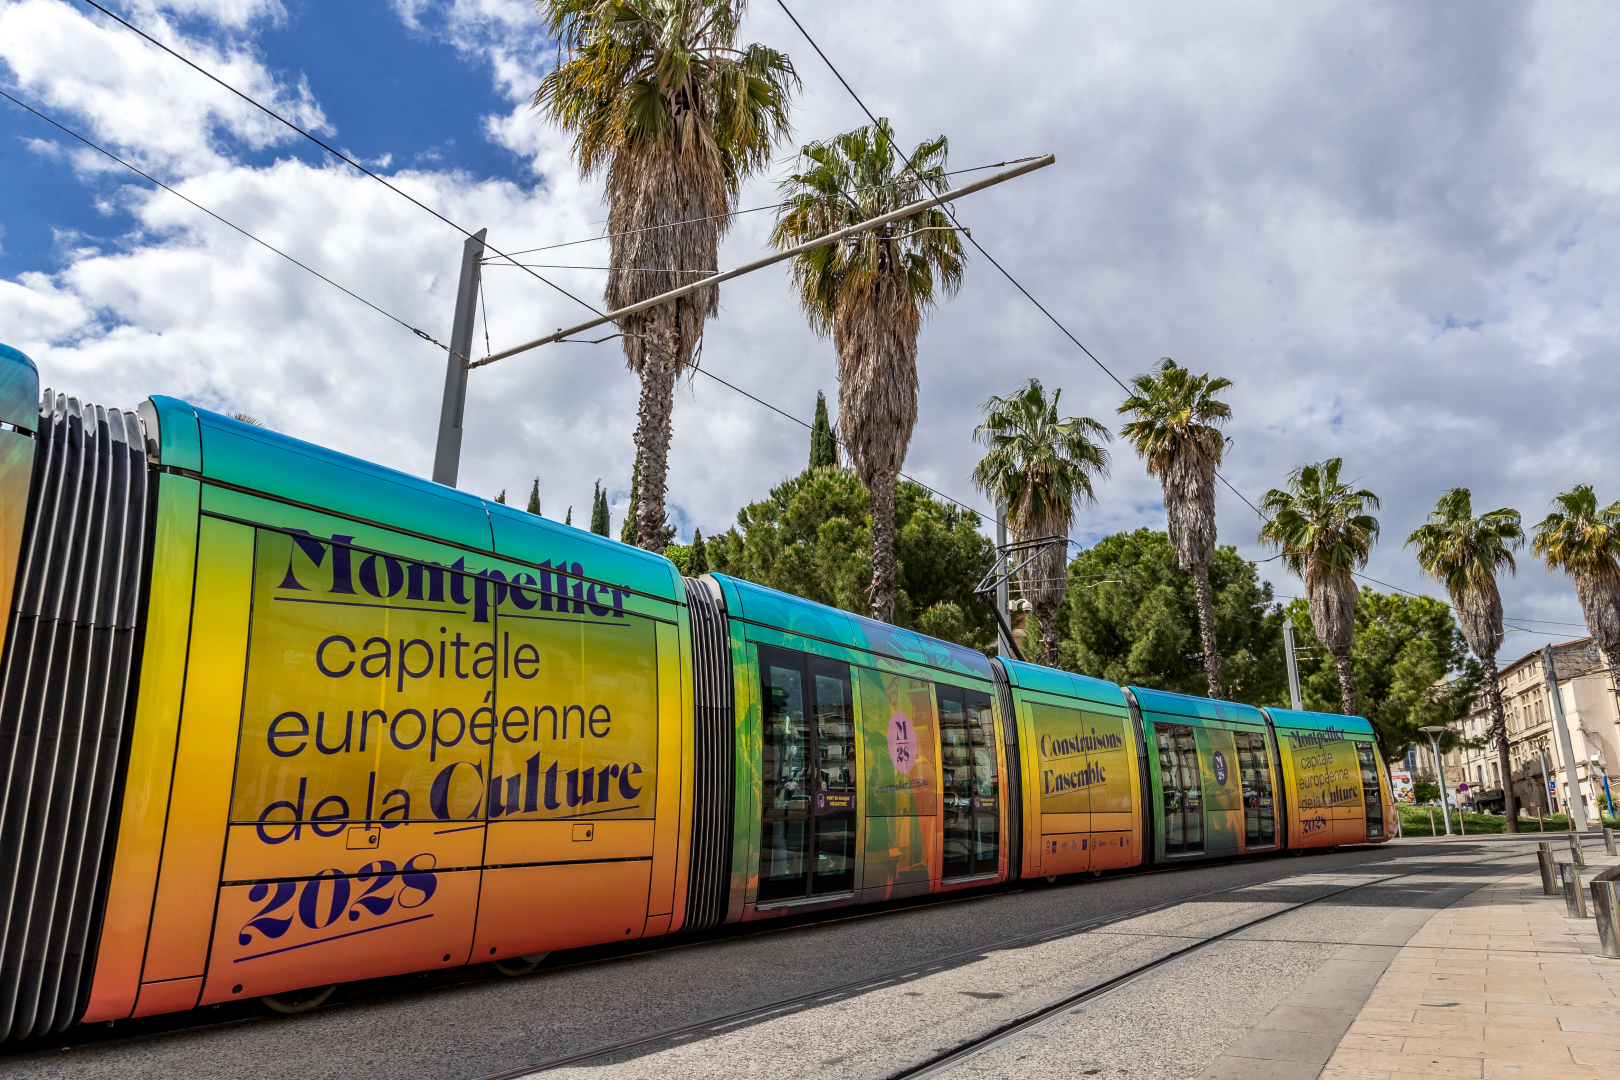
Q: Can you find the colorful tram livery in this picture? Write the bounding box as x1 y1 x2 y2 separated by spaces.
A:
0 344 1395 1039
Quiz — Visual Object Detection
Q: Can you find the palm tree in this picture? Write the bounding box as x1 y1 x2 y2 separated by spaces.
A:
771 119 965 622
971 379 1110 667
535 0 797 552
1117 358 1233 698
1532 485 1620 662
1407 488 1523 829
1257 458 1380 715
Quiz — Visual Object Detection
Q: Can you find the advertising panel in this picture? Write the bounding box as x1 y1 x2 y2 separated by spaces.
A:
1030 703 1133 819
859 669 937 891
1279 724 1363 844
232 529 659 838
1389 771 1415 804
1029 701 1136 873
208 525 661 1000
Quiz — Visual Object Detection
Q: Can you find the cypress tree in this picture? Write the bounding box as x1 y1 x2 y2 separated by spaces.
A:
620 448 641 544
590 481 611 536
810 391 838 469
690 528 709 575
495 489 507 505
526 477 541 516
565 506 572 526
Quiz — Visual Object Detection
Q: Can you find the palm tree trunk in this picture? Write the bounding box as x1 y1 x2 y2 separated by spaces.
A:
1333 652 1358 716
1037 601 1061 669
1190 563 1223 699
1481 658 1517 832
869 471 897 623
633 323 679 553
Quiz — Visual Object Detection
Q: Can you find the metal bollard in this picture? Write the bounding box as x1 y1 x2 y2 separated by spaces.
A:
1560 863 1590 918
1568 832 1586 867
1539 843 1562 895
1605 827 1617 857
1591 866 1620 959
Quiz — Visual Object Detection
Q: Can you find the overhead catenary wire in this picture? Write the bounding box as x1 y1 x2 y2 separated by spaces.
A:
74 0 605 321
70 0 1172 559
769 3 1586 641
489 157 1039 260
772 0 1267 522
470 154 1052 368
65 0 1590 643
0 88 457 356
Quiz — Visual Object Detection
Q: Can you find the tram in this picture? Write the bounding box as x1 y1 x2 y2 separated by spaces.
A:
0 343 1394 1040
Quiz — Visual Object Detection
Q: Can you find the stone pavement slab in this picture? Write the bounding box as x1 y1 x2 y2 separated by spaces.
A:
1321 837 1620 1080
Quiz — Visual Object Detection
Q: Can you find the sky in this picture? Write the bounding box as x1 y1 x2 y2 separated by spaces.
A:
2 0 1616 663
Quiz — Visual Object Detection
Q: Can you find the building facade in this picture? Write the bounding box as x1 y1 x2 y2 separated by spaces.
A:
1452 638 1619 820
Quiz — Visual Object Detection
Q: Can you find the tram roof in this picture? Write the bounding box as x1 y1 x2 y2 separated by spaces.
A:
141 394 685 602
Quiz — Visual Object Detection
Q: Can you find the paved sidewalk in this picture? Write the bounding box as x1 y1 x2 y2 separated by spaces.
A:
1322 841 1620 1080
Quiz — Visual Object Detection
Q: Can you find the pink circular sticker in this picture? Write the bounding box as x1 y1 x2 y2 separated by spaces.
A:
888 712 917 772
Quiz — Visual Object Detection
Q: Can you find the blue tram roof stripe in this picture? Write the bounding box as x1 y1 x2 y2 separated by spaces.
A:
1001 659 1128 708
715 573 994 680
146 397 686 601
1263 706 1377 739
1130 686 1268 726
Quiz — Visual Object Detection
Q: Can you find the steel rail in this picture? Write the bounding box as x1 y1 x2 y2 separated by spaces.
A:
890 848 1536 1080
470 844 1535 1079
467 154 1055 369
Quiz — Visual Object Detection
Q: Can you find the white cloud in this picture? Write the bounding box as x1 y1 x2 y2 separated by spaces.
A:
0 0 323 176
6 0 1620 658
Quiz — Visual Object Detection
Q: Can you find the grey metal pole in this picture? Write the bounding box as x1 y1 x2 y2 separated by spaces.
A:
1537 743 1552 815
1544 644 1591 831
471 155 1055 370
1422 727 1454 836
432 228 486 487
995 502 1012 658
1283 622 1304 711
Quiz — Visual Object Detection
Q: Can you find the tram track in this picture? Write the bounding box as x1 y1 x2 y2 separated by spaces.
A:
890 846 1537 1080
0 838 1539 1075
0 842 1368 1060
471 842 1538 1080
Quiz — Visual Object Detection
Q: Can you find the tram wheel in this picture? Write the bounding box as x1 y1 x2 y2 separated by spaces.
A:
261 984 337 1015
493 953 549 977
1045 875 1059 885
1287 847 1305 857
1091 870 1103 878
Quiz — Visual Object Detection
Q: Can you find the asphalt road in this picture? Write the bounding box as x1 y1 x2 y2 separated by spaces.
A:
0 835 1545 1080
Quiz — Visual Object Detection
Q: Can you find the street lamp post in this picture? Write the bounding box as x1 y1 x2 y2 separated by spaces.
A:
1420 725 1454 837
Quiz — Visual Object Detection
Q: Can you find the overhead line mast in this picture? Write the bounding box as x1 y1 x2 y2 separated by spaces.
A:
467 154 1055 370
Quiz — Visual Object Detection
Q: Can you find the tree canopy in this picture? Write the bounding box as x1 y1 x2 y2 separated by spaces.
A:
1057 529 1285 705
810 391 838 469
1286 588 1480 762
706 466 995 647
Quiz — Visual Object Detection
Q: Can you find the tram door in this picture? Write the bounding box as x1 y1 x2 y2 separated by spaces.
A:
758 646 857 903
1233 730 1276 848
1356 742 1385 839
1157 723 1203 855
938 685 998 880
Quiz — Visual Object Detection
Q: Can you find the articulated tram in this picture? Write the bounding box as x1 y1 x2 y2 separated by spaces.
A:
0 343 1394 1040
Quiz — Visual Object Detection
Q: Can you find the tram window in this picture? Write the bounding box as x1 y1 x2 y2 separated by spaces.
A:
1356 742 1384 839
938 684 998 879
763 660 809 814
1156 723 1203 855
811 666 856 894
757 645 856 903
1233 730 1275 847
